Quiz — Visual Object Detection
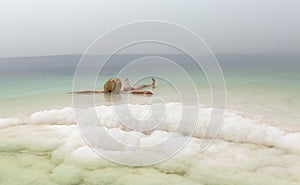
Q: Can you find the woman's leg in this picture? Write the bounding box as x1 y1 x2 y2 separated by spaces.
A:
132 84 150 90
132 78 155 90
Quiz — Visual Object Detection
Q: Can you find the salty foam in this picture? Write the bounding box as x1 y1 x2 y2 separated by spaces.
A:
0 103 299 184
1 103 299 153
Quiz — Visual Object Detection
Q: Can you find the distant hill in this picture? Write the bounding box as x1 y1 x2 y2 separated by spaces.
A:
0 53 299 76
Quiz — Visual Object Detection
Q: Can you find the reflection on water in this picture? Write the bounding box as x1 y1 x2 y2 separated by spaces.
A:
103 93 123 103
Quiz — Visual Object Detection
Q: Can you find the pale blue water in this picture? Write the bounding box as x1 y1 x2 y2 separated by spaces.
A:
0 54 299 129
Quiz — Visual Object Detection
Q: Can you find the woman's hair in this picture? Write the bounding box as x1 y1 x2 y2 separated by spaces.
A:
103 77 122 93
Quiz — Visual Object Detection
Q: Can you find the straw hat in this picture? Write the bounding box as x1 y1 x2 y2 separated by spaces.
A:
103 77 122 93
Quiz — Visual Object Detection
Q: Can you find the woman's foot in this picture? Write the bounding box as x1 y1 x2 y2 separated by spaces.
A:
151 78 156 88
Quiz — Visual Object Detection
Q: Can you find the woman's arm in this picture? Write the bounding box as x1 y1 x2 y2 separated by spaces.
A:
66 90 105 94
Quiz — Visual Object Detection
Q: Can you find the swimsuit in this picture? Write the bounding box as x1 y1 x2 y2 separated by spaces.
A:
122 86 134 91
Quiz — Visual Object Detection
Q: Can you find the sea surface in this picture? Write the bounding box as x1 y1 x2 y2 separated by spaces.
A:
0 54 299 185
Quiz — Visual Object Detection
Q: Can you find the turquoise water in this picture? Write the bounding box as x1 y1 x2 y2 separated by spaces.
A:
0 55 299 129
0 75 73 116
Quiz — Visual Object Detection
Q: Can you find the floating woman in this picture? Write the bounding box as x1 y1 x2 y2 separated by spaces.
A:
69 77 155 95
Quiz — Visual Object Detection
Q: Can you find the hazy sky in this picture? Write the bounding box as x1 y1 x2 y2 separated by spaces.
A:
0 0 299 57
